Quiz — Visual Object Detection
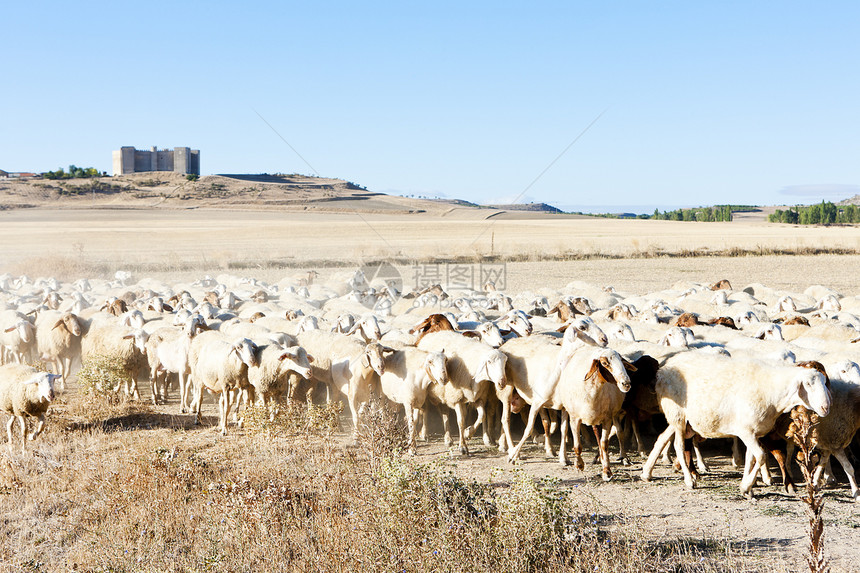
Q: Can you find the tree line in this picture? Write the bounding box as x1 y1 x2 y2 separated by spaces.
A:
650 205 739 222
42 165 102 179
768 201 858 225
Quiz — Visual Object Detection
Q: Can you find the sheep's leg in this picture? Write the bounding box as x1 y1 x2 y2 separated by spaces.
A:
599 425 613 481
673 425 696 489
812 454 830 488
439 407 452 447
453 402 469 455
179 371 190 413
6 416 15 453
463 401 485 441
498 390 512 454
218 391 230 436
731 437 743 468
130 374 141 401
507 397 548 463
769 444 795 494
28 414 46 442
15 416 28 454
558 410 570 466
591 425 602 464
659 436 673 465
738 434 765 498
631 418 647 456
539 409 555 457
192 381 204 425
547 408 558 435
692 437 709 474
832 448 859 501
482 399 497 447
150 368 160 405
404 404 417 454
642 426 676 482
570 418 585 471
612 416 631 466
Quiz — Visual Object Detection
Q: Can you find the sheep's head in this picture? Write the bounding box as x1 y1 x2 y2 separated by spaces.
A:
6 320 34 343
833 360 860 384
24 372 60 402
232 338 259 368
297 315 319 334
792 367 831 418
361 343 393 376
348 315 382 342
501 310 533 337
476 321 504 348
660 327 690 348
122 329 150 354
562 317 608 347
754 323 783 341
278 346 314 380
121 309 146 330
53 313 82 337
606 322 636 342
332 313 356 334
584 349 632 393
423 351 447 387
474 349 507 390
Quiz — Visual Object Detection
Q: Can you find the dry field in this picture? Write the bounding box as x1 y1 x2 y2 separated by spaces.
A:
2 207 860 572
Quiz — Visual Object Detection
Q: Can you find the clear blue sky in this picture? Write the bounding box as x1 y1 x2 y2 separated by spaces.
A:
3 2 859 211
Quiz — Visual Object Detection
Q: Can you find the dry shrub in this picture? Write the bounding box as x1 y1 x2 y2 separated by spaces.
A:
790 407 830 573
354 398 409 467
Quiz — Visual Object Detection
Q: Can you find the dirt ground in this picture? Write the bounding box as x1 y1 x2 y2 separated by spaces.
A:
3 207 860 570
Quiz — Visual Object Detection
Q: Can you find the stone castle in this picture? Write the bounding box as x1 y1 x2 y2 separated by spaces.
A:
112 146 200 176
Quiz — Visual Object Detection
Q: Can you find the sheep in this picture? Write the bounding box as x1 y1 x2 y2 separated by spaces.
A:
378 347 448 453
246 344 314 420
34 311 84 390
417 331 508 454
145 315 208 408
498 318 610 462
556 346 634 479
80 323 150 400
188 332 259 435
0 364 60 453
409 313 456 343
641 353 832 497
0 310 36 365
295 330 391 432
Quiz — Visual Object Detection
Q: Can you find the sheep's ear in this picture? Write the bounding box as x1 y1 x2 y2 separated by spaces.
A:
306 354 315 364
361 353 370 368
278 350 294 361
622 359 638 373
474 358 490 381
585 360 602 382
4 326 15 333
122 333 134 340
755 332 766 340
461 330 481 339
163 303 174 312
52 319 65 330
381 346 396 355
23 375 43 386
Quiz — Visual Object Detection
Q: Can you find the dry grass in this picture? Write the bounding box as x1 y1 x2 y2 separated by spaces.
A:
0 386 785 573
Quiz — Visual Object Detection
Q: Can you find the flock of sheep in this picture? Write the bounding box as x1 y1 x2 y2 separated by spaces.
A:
1 268 859 501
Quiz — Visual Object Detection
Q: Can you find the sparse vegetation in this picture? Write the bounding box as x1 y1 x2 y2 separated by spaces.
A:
42 165 101 179
769 201 859 225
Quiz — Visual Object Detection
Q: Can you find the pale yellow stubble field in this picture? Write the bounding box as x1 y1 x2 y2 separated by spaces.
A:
2 208 860 294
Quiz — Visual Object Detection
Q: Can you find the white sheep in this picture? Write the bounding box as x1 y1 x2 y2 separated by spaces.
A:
0 364 60 453
34 311 84 390
378 347 448 453
145 315 208 408
556 346 633 480
416 331 508 454
188 332 259 435
246 344 314 419
641 353 832 497
498 318 609 462
295 330 390 433
80 322 150 400
0 310 36 365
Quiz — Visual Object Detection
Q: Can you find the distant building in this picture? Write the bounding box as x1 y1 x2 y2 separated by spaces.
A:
112 146 200 176
0 171 40 179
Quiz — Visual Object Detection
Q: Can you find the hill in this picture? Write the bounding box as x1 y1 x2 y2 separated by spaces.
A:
0 173 585 219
